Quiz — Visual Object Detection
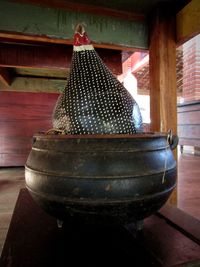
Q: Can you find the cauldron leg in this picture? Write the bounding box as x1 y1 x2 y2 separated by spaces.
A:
57 219 63 228
135 220 144 231
125 220 144 239
180 145 184 154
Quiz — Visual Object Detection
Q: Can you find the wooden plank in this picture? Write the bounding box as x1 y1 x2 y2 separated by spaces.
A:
176 0 200 45
177 101 200 147
178 101 200 113
0 91 59 105
0 0 148 50
178 152 200 220
178 106 200 113
0 77 66 93
178 137 200 146
0 91 58 166
0 104 55 120
178 111 200 123
12 0 145 21
0 154 29 167
0 67 12 86
0 137 33 154
158 204 200 245
15 68 68 78
141 216 200 266
1 188 200 267
0 43 122 75
0 121 53 137
178 125 200 138
148 4 177 204
0 43 71 70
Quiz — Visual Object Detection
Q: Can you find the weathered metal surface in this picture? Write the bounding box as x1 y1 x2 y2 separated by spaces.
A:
25 133 178 225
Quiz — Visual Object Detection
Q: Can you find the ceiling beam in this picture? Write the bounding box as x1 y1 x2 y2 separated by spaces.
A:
176 0 200 45
0 1 148 50
0 43 122 75
11 0 145 21
0 77 65 93
0 67 12 86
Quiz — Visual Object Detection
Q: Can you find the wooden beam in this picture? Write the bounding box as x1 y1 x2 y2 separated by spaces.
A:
0 67 12 86
176 0 200 45
0 1 148 50
149 4 177 204
0 77 65 93
0 43 122 75
149 4 177 133
11 0 145 22
0 91 59 166
0 43 71 70
159 204 200 245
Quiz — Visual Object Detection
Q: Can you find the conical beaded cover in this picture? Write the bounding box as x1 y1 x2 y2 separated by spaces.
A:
53 25 143 134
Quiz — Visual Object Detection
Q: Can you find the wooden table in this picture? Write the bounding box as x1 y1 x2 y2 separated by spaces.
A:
1 188 200 267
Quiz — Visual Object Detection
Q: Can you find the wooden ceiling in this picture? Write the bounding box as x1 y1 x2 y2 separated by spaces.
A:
13 0 191 17
0 41 123 92
71 0 191 14
0 0 195 92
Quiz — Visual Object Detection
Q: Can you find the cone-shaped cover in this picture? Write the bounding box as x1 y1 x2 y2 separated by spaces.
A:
53 24 143 134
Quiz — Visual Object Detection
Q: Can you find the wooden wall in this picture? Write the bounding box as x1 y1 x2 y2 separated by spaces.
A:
0 1 148 50
178 100 200 148
0 91 59 167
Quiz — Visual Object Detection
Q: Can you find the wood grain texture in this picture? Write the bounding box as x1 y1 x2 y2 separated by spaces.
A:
149 4 177 134
0 0 148 50
178 153 200 220
176 0 200 45
0 67 12 86
159 203 200 245
0 43 122 75
178 101 200 147
1 188 200 267
0 77 66 93
12 0 145 21
0 91 59 167
148 4 178 204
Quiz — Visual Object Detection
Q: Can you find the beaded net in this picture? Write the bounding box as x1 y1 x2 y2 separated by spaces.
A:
52 25 143 134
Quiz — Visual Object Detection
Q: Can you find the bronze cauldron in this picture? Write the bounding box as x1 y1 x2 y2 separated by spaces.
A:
25 133 178 225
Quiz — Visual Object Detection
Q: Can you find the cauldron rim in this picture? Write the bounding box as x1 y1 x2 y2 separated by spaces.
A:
34 132 168 140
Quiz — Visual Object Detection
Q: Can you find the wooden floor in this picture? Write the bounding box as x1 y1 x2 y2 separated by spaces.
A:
0 167 25 257
177 151 200 219
0 151 200 256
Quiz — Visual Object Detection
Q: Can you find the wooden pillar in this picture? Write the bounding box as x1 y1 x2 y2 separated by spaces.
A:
149 4 177 204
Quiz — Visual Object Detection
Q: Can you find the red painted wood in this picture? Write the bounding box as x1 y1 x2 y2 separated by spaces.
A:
0 67 12 86
0 154 29 167
0 43 122 75
0 91 59 166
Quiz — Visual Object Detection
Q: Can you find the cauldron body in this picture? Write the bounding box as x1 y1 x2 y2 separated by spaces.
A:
25 133 177 225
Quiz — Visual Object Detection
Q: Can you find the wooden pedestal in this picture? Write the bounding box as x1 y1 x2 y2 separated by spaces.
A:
0 188 200 267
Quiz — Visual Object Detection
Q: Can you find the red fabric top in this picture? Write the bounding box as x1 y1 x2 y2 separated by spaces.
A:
73 32 91 46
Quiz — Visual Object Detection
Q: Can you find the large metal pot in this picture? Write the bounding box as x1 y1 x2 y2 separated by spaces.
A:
25 133 178 225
